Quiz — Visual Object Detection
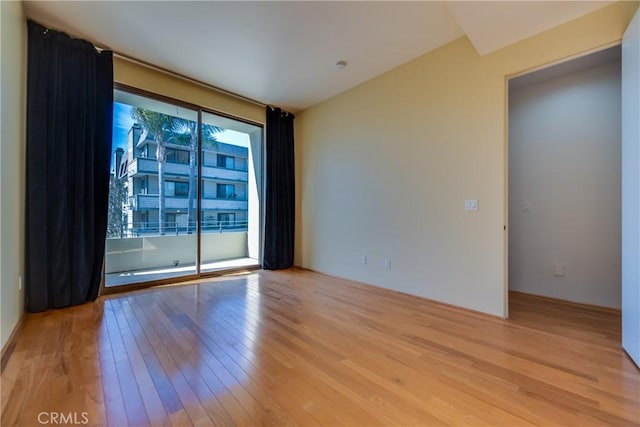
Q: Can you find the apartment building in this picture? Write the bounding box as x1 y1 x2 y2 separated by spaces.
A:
118 123 249 236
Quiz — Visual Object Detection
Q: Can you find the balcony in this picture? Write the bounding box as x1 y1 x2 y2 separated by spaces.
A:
128 157 157 175
105 230 258 287
129 157 248 182
133 194 248 211
202 165 248 182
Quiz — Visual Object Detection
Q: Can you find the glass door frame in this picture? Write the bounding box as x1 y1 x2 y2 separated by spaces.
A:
101 84 264 296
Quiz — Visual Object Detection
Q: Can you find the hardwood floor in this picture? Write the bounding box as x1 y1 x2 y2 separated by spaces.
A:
1 268 638 426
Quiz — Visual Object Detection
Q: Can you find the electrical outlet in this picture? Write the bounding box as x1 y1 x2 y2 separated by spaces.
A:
465 200 478 211
554 264 565 277
359 255 367 264
384 259 391 269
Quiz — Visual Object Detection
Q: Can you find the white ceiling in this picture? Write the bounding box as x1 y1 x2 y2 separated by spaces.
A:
24 1 614 112
447 1 611 55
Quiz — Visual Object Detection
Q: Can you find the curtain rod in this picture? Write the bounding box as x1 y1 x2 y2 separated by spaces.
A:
34 19 266 108
105 50 268 108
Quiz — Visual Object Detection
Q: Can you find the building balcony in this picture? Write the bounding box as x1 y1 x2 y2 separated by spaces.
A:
133 194 248 211
202 165 248 182
128 157 157 175
129 157 248 182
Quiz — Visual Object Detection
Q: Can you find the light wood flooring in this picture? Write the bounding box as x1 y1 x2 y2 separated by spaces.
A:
1 268 639 426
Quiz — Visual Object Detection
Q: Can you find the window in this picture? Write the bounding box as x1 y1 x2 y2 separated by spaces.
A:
136 144 154 160
218 213 235 228
139 177 148 195
139 212 148 228
217 154 235 169
203 213 216 230
166 181 188 197
133 126 156 160
167 148 189 164
166 213 176 230
217 183 235 199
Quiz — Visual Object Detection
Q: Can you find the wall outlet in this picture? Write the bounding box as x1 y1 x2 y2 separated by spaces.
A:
359 255 367 264
384 259 391 269
554 264 566 277
18 276 23 291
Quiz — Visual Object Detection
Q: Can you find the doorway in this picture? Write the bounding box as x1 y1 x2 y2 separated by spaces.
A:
507 46 622 311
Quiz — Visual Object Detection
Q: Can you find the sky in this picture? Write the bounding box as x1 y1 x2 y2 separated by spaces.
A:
111 101 250 166
112 102 133 152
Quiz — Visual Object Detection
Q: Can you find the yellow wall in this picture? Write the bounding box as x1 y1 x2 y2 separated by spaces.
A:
295 1 639 317
0 0 27 348
114 57 264 125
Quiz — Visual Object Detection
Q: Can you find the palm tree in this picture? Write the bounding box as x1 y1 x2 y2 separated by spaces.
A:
107 172 127 238
132 109 224 236
181 122 223 233
186 121 198 233
131 108 178 235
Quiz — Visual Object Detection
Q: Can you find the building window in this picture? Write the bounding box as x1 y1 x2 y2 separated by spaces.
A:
166 148 189 164
217 183 235 199
203 213 216 230
139 177 148 195
217 154 235 169
140 212 148 228
166 181 188 197
166 213 176 230
218 212 235 228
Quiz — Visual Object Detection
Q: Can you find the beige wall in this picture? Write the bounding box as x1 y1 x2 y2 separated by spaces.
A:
114 58 264 125
0 0 27 348
509 60 621 309
295 2 639 317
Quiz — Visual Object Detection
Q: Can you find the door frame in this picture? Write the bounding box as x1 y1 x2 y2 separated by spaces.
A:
503 41 623 319
100 84 265 296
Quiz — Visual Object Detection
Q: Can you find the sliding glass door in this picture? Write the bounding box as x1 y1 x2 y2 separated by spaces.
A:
199 111 263 273
104 87 263 290
105 89 200 287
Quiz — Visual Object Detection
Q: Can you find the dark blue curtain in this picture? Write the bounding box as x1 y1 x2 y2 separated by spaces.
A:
26 21 113 312
264 107 295 270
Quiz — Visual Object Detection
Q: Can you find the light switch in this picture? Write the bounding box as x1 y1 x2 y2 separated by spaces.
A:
554 264 566 277
521 201 531 212
465 200 478 211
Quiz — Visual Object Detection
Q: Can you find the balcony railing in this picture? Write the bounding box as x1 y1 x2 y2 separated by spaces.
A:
108 220 249 239
133 194 248 210
105 229 250 276
202 165 248 182
129 157 248 181
128 157 157 175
